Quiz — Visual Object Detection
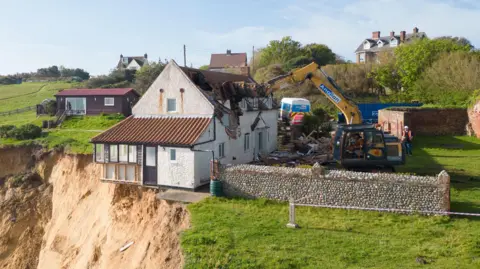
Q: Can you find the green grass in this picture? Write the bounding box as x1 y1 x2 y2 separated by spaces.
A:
0 114 124 154
182 136 480 268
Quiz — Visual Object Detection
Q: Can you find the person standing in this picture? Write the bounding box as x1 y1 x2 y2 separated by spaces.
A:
402 126 414 156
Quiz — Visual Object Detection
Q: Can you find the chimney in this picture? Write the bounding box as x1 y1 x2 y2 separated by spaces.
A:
120 54 123 58
226 49 231 55
372 31 381 40
390 31 395 38
413 27 419 34
400 31 406 43
144 53 148 59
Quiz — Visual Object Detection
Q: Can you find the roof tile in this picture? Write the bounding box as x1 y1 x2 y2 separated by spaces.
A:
91 116 212 146
209 53 247 68
55 88 138 96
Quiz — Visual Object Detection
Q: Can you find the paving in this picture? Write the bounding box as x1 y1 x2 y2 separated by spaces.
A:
157 185 210 203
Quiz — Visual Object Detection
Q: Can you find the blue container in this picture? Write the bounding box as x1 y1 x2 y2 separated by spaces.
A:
338 102 423 124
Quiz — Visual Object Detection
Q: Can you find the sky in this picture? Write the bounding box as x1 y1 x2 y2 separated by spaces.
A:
0 0 479 75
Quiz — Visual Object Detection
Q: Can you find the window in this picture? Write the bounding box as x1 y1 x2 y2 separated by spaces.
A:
218 143 225 158
258 132 263 151
119 165 126 180
106 164 115 179
377 40 383 47
119 145 128 162
167 98 176 112
95 144 104 162
104 97 114 106
126 166 135 181
363 41 371 50
244 133 250 151
110 145 118 162
391 39 398 47
128 145 137 163
123 57 129 64
170 149 177 161
146 147 156 167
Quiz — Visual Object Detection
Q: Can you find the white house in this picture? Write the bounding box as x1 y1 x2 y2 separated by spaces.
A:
117 54 149 70
91 60 278 190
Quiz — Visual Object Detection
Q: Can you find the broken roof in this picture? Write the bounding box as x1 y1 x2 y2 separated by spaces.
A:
209 52 247 68
117 56 147 69
55 88 139 97
91 115 212 146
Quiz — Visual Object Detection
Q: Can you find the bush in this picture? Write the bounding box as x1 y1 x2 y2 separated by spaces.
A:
8 124 42 140
0 125 15 138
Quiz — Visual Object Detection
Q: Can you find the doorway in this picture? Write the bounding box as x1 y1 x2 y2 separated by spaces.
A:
143 146 157 186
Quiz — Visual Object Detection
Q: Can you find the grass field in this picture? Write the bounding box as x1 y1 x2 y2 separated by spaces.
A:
182 136 480 268
0 81 79 126
0 115 124 154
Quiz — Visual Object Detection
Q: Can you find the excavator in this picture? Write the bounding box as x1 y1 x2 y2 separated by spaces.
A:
265 62 406 172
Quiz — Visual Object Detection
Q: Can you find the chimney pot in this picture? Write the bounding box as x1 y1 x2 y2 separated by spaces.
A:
372 31 381 40
120 54 123 58
390 31 395 38
144 53 148 59
226 49 231 55
413 27 419 34
400 31 406 43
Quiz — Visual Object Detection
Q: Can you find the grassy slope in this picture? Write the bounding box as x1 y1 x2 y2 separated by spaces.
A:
0 81 78 126
0 115 124 154
183 136 480 268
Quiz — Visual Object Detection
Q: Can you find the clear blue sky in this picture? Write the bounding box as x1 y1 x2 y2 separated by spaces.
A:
1 0 479 75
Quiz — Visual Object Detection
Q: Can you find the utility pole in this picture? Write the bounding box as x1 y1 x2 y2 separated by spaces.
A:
252 45 255 73
183 44 187 67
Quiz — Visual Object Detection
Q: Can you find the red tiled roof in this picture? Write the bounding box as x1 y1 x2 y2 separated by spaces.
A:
179 66 255 85
209 52 247 69
55 88 138 96
91 116 212 146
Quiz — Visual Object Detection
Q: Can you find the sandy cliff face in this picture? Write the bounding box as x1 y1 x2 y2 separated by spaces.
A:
0 149 190 269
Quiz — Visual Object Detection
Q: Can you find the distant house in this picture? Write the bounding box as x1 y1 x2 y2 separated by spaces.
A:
355 27 427 64
209 50 250 76
91 60 278 190
55 88 140 116
117 54 149 70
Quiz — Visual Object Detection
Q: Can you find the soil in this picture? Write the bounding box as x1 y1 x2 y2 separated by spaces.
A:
0 148 190 269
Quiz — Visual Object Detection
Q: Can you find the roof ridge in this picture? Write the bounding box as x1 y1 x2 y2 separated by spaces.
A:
133 114 212 119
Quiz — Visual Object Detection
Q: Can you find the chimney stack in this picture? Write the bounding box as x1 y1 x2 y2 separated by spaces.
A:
390 31 395 38
372 31 381 40
226 49 232 55
144 53 148 59
413 27 419 34
120 54 123 58
400 31 406 43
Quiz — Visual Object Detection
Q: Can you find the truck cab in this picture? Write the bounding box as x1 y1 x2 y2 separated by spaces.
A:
332 124 406 171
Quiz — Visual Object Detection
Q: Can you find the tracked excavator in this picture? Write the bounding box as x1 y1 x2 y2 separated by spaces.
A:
265 62 406 172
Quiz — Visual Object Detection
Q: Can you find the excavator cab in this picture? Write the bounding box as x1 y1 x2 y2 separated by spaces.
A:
332 124 406 171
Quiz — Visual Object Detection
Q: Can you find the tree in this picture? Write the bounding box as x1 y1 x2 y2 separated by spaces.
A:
303 43 336 67
133 61 166 94
394 38 472 89
412 51 480 106
199 65 209 70
259 36 304 69
435 36 474 50
37 65 60 77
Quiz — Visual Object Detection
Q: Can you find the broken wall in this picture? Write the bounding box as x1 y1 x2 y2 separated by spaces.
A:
379 108 468 136
220 164 450 213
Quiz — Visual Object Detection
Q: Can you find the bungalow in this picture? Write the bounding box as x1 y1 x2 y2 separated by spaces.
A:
91 60 278 190
55 88 140 116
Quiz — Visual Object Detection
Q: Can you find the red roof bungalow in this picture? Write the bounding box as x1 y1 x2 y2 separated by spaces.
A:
55 88 140 116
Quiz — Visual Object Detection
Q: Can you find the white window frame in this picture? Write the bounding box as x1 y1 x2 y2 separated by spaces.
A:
104 97 115 106
390 39 398 47
377 40 383 47
110 144 118 162
170 149 177 162
363 41 370 50
244 133 250 151
95 144 104 162
167 98 177 112
219 143 225 158
119 144 128 162
145 147 156 167
128 145 137 163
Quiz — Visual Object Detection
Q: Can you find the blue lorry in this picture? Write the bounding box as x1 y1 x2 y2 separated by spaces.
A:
337 102 423 124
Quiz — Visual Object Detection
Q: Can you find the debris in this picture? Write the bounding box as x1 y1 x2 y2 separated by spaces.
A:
119 241 134 252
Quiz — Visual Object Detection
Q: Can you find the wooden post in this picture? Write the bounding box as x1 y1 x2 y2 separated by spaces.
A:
438 170 450 212
286 198 299 229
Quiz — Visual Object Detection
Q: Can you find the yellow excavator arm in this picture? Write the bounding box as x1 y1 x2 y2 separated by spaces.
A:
266 62 362 124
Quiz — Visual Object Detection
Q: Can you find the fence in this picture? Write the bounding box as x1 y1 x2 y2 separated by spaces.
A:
0 105 36 116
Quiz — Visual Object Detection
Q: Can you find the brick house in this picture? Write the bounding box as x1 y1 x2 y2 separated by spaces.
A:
208 50 250 76
355 27 427 64
91 60 278 190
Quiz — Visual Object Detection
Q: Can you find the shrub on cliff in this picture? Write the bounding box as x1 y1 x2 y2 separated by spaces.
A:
0 125 15 138
2 124 42 140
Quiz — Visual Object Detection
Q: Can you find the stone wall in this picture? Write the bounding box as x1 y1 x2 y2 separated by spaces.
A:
379 108 468 136
220 164 450 213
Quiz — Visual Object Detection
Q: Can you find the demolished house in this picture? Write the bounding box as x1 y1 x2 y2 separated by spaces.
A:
91 60 278 190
